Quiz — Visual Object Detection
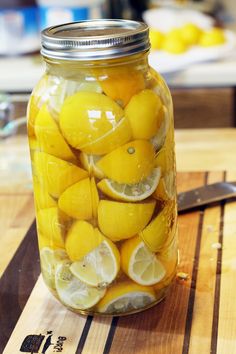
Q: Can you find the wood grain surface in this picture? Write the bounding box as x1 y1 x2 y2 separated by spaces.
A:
1 171 236 354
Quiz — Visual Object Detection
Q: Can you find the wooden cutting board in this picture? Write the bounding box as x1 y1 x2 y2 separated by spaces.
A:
1 171 236 354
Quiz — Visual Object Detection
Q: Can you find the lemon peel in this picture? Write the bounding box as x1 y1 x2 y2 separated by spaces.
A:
96 281 156 314
121 235 166 286
98 199 156 242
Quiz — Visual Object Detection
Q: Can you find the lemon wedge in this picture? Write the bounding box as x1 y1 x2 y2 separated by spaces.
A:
36 207 65 249
65 220 105 261
139 203 175 252
125 89 163 140
55 261 106 310
121 236 166 286
33 177 57 210
96 140 155 184
33 152 88 198
34 104 76 162
58 177 99 220
96 281 156 314
70 239 120 287
40 247 68 289
98 199 156 242
97 167 161 202
59 91 125 150
79 152 104 179
94 65 145 107
153 171 176 201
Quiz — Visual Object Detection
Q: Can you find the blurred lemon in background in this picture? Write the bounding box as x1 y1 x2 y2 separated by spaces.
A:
149 29 165 50
180 23 202 45
199 27 225 46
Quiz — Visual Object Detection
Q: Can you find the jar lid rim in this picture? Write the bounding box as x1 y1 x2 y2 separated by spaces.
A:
41 19 150 61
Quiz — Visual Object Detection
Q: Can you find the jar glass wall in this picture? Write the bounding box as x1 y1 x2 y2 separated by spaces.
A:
27 20 178 316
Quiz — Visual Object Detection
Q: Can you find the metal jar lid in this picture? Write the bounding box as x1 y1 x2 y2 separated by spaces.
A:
41 19 150 61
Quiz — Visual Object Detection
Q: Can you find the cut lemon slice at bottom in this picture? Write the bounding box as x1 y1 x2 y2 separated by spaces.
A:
97 167 161 202
96 281 156 314
70 239 120 287
40 247 68 289
55 261 106 310
121 236 166 286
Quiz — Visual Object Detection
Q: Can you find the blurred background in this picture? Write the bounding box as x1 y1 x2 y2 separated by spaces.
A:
1 0 236 132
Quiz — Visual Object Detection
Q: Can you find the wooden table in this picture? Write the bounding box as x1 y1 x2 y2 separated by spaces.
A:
0 129 236 354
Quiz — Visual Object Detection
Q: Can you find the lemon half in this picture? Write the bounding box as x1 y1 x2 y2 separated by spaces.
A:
40 247 67 289
58 177 99 220
121 236 166 286
97 167 161 202
65 220 105 261
33 152 88 198
98 199 156 241
96 140 155 184
55 261 106 310
70 239 120 287
34 104 76 162
96 281 156 314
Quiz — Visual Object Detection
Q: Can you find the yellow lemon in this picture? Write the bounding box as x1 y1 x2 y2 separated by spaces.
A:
33 177 57 210
55 261 106 310
40 247 68 289
96 140 156 184
97 167 161 202
125 89 163 140
180 23 202 45
120 235 166 286
70 239 120 287
98 199 156 241
58 177 99 220
139 203 175 252
91 177 99 219
153 171 176 201
36 207 65 249
96 280 156 314
65 220 105 261
149 28 165 50
48 77 103 118
33 152 88 198
79 152 104 179
34 104 76 162
59 91 127 152
199 27 225 47
162 29 188 54
94 65 145 107
156 236 178 284
81 117 132 155
27 74 51 137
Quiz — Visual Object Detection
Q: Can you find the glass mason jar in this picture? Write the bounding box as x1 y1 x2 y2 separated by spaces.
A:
27 19 178 316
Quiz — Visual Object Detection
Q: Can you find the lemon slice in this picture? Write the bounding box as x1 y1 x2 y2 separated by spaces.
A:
139 203 175 252
121 236 166 286
96 281 156 314
98 199 156 242
55 261 106 310
79 152 104 179
65 220 105 261
70 239 120 287
153 171 176 201
96 140 155 184
97 167 161 202
40 247 68 289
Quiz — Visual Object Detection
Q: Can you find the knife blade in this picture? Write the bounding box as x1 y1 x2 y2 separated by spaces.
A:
177 181 236 212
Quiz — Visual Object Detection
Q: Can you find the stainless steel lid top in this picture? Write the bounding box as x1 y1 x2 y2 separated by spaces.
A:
41 19 150 61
